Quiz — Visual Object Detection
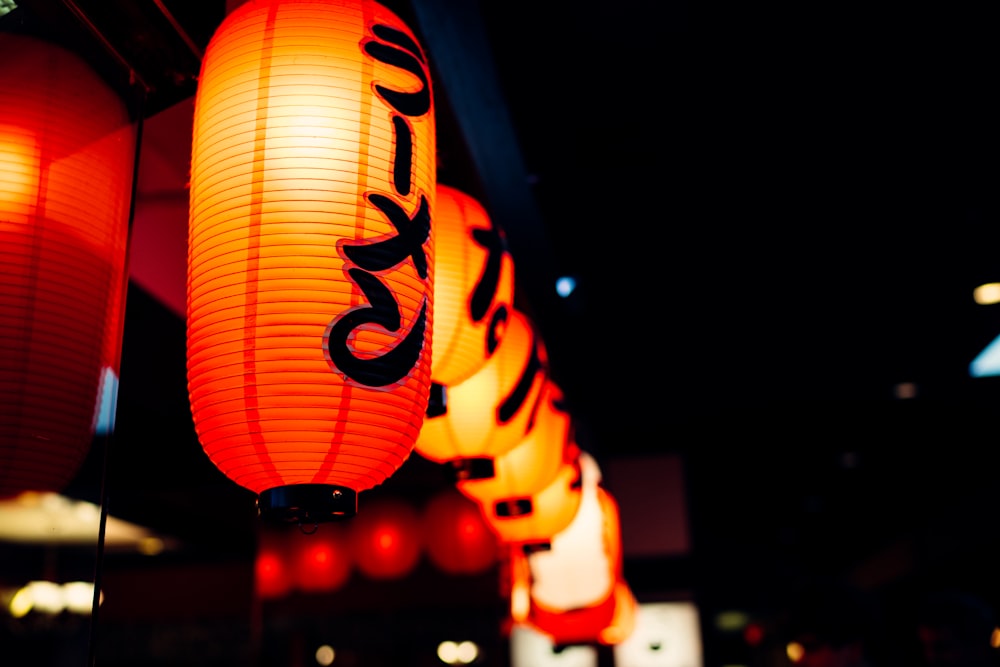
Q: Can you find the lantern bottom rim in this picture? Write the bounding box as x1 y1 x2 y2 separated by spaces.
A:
257 484 358 524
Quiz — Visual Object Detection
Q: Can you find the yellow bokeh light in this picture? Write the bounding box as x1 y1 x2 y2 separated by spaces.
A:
787 641 805 664
974 283 1000 305
315 644 335 666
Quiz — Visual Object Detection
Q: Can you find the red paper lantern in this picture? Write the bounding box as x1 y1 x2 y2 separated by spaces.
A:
421 486 498 575
290 522 353 593
255 527 294 599
0 34 135 498
186 0 436 521
456 379 571 512
415 308 547 479
430 183 515 387
349 496 422 580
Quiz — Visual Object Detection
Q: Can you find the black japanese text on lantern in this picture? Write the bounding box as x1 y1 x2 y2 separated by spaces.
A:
325 22 432 388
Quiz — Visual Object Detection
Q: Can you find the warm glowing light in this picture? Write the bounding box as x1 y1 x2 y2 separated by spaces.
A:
315 644 336 666
186 0 437 523
613 601 703 667
1 33 135 498
349 497 422 580
509 624 598 667
786 641 805 663
456 641 479 663
743 622 764 646
528 452 615 610
62 582 96 614
974 283 1000 305
416 308 548 474
22 581 62 614
137 537 165 556
477 442 583 548
0 492 162 548
991 627 1000 649
438 641 458 663
290 523 352 594
457 380 572 514
431 183 515 387
8 588 32 618
421 487 498 575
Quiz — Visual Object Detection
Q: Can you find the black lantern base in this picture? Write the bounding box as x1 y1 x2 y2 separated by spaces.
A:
257 484 358 524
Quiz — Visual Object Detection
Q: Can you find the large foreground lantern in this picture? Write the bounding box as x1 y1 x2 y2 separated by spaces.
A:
0 34 135 498
187 0 436 522
430 183 515 387
415 308 548 480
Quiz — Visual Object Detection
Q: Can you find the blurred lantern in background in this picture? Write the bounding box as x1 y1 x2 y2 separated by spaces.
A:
289 522 352 594
430 183 515 387
0 34 135 498
478 441 583 550
186 0 436 522
349 495 423 580
255 526 294 600
421 486 498 575
457 379 572 518
528 452 617 610
511 451 637 647
415 308 548 480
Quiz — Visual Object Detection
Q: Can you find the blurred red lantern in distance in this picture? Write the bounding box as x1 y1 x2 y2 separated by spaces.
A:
422 487 498 575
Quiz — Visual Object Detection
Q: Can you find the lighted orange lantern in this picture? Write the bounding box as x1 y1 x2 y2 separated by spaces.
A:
456 378 572 513
348 495 423 580
415 308 548 480
430 183 515 388
421 486 498 576
527 452 619 611
0 34 135 498
186 0 436 521
516 452 637 646
477 441 583 550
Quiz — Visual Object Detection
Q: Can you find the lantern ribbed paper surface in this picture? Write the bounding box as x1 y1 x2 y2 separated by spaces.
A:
431 184 515 387
187 0 436 521
0 35 134 498
479 442 583 548
415 308 547 478
457 379 571 510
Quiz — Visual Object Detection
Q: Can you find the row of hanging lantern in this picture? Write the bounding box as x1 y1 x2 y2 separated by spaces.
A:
181 0 638 649
255 487 498 598
0 0 638 650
